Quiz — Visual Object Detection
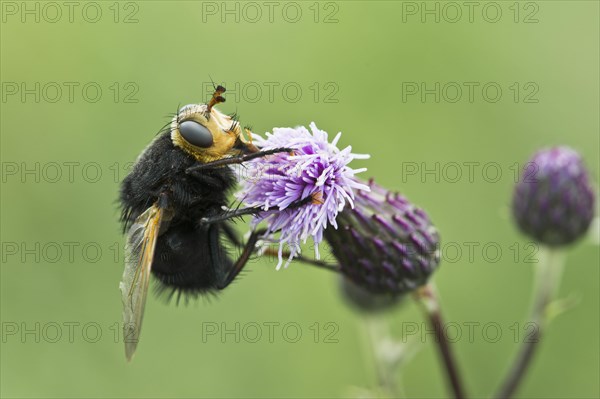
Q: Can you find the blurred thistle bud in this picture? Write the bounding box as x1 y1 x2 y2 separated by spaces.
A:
512 146 595 247
325 179 441 296
339 276 403 313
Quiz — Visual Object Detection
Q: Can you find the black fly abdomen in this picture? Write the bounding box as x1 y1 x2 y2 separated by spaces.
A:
151 222 231 294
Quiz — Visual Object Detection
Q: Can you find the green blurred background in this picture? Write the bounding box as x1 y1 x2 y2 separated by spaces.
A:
1 1 598 398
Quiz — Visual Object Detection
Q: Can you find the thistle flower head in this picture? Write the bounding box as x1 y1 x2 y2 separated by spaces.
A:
512 146 595 247
325 179 441 295
236 123 369 269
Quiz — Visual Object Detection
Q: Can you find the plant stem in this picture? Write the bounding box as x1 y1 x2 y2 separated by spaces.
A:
494 246 566 399
363 315 402 398
414 283 467 399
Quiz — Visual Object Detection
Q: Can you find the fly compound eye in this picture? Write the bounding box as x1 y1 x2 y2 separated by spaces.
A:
179 121 213 148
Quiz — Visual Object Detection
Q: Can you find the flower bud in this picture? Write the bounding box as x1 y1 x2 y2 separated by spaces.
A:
325 179 441 295
512 146 595 247
339 276 403 313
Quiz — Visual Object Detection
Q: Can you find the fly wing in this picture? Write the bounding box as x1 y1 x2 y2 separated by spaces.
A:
119 203 165 361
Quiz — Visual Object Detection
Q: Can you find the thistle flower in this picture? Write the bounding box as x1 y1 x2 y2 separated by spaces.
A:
512 146 595 247
325 179 441 295
236 122 369 269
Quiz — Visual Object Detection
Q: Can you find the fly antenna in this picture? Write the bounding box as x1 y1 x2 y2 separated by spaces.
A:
207 84 226 112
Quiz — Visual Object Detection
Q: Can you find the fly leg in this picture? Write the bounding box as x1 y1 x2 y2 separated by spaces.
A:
199 196 313 225
185 147 292 175
220 223 340 274
217 228 265 289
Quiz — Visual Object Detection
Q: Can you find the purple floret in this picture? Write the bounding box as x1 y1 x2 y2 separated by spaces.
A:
236 123 370 268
